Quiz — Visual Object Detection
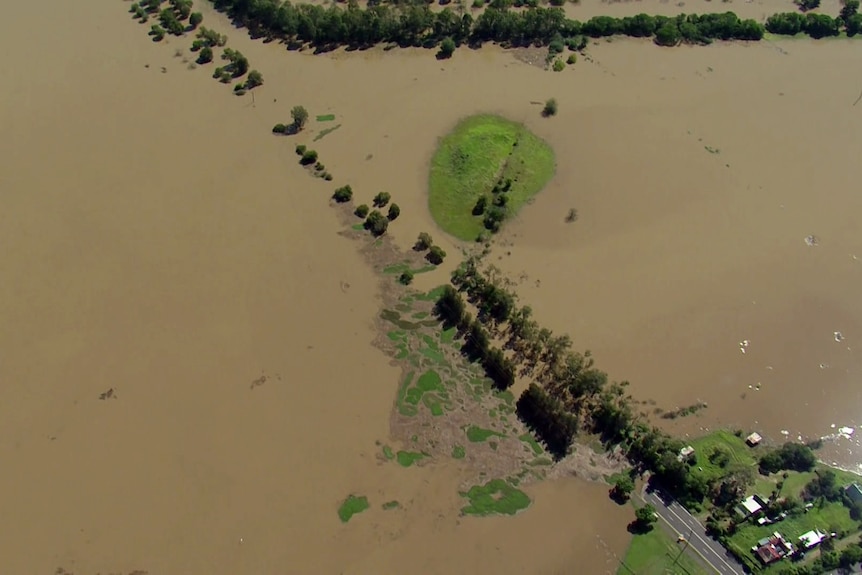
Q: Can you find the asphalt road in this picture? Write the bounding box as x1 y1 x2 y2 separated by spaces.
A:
642 488 747 575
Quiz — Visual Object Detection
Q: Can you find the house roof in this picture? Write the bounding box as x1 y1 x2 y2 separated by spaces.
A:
846 483 862 502
741 495 763 515
799 530 826 549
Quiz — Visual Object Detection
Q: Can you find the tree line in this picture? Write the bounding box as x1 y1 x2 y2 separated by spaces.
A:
208 0 861 53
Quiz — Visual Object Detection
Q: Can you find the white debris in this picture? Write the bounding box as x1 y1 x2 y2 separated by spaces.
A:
781 430 790 436
840 427 855 438
766 366 774 370
805 235 819 247
834 331 845 343
820 363 830 369
739 340 750 354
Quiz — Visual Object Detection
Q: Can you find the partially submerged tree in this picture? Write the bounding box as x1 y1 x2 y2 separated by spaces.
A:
291 105 309 132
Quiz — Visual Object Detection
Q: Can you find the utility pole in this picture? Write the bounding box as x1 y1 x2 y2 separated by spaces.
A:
671 527 695 568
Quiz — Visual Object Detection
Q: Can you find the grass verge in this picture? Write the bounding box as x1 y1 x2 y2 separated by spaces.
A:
619 523 709 575
428 114 555 241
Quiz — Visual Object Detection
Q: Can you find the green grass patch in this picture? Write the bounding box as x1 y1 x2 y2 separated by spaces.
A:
382 445 395 460
396 450 426 467
351 223 364 231
519 433 544 456
316 114 336 122
412 311 429 319
452 444 466 459
402 370 450 417
528 456 553 466
414 285 447 302
313 123 341 142
440 326 457 344
619 523 709 574
396 371 417 416
688 430 757 486
338 495 370 523
465 425 506 443
460 478 531 516
382 500 400 510
428 114 555 241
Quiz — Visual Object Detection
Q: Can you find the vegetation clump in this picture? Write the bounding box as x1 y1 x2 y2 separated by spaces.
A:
291 105 309 132
354 204 370 218
542 98 558 117
337 495 370 523
364 210 389 236
332 185 353 203
460 479 530 516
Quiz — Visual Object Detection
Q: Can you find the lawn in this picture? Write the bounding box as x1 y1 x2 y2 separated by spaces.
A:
619 523 709 575
688 430 758 486
428 114 555 241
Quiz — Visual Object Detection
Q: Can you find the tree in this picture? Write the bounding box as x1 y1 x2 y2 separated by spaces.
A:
399 270 414 285
438 37 456 59
655 22 682 46
333 185 353 203
542 98 558 117
197 46 213 64
189 11 203 28
796 0 821 12
387 203 401 221
354 204 370 218
427 245 447 265
245 69 264 89
373 191 391 207
841 0 860 20
364 210 389 236
300 149 318 165
291 106 309 132
840 544 862 569
414 232 433 251
634 504 658 531
611 474 635 502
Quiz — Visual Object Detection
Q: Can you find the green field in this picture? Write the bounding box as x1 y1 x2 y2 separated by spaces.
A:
688 430 758 486
619 524 709 575
428 114 555 241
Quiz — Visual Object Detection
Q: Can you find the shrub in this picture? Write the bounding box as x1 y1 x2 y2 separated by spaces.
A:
438 37 456 59
364 210 389 236
552 59 565 72
300 149 318 165
399 270 414 285
567 54 577 65
373 191 391 207
245 69 263 89
796 0 821 11
655 23 682 46
414 232 433 251
295 144 307 155
272 123 288 134
323 173 333 181
149 24 166 41
387 203 400 221
354 204 370 218
189 11 203 28
472 195 487 215
332 185 353 203
196 46 213 64
427 245 446 265
542 98 558 117
291 105 309 131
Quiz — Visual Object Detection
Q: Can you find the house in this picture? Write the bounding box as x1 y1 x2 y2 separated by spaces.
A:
798 529 827 550
678 446 695 462
738 495 765 518
846 483 862 504
753 532 794 565
746 432 763 447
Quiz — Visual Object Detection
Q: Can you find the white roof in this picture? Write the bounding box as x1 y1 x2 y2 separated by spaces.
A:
746 432 762 443
798 530 826 548
741 495 762 514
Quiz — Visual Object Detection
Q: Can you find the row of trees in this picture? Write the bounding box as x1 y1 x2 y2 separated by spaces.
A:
209 0 775 50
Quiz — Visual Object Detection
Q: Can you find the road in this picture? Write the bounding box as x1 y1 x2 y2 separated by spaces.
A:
642 487 747 575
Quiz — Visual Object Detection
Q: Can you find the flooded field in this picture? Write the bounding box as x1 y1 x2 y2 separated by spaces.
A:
1 0 860 572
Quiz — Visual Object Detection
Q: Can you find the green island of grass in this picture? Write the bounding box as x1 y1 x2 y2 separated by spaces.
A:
465 425 505 443
461 478 531 516
396 450 427 467
428 114 555 241
337 494 370 523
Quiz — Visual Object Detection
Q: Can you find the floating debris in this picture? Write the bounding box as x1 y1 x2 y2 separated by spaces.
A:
819 363 830 369
804 235 819 247
834 331 845 343
781 429 790 436
739 339 750 354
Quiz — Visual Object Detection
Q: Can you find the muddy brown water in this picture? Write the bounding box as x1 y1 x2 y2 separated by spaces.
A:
0 1 636 574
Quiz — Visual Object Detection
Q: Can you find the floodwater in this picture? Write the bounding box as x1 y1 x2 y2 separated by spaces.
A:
0 1 635 574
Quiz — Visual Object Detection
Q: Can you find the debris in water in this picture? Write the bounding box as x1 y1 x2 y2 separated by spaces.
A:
804 235 819 247
840 427 855 438
820 363 830 369
781 430 790 436
766 365 773 370
739 339 750 354
834 331 845 342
